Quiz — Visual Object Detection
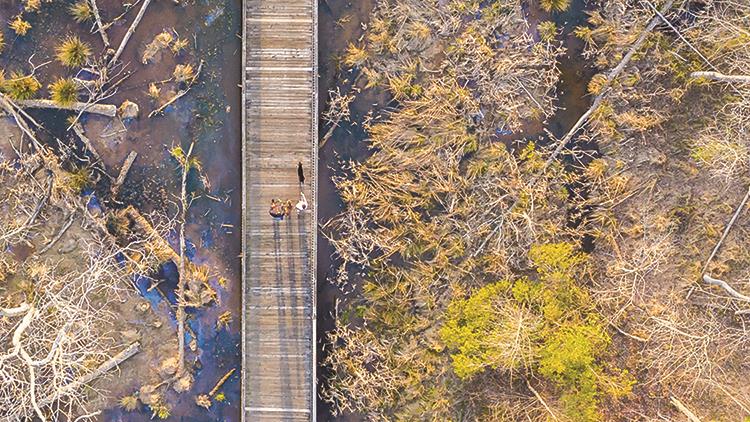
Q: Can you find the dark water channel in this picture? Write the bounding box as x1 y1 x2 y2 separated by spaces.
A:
315 0 595 420
0 0 243 419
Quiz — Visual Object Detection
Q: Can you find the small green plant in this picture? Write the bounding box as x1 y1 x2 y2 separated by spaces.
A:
170 145 202 170
215 392 226 402
173 64 194 83
118 395 139 411
343 43 368 68
587 74 608 95
23 0 40 11
150 401 171 420
64 167 91 192
9 16 32 36
0 31 5 52
540 0 571 12
55 36 91 67
538 21 557 43
68 0 93 23
1 72 41 100
171 38 189 55
49 78 78 106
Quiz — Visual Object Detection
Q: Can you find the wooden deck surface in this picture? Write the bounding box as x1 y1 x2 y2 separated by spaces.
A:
241 0 317 420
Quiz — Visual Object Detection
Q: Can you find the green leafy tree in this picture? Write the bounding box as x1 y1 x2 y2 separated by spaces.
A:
441 242 633 422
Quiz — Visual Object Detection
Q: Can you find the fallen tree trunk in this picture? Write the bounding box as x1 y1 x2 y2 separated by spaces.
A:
0 94 44 151
538 0 675 174
118 206 179 262
701 185 750 276
109 0 153 67
670 396 702 422
111 151 137 197
0 303 30 318
15 99 117 117
72 123 106 165
703 274 750 302
89 0 110 48
34 342 140 411
691 71 750 84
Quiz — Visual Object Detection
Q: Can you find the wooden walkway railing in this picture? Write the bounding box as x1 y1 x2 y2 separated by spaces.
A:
241 0 317 420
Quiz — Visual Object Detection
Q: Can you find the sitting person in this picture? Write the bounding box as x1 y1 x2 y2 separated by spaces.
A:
269 199 285 220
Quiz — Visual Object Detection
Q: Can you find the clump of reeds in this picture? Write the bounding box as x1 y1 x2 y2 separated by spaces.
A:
23 0 40 11
540 0 571 12
147 82 161 99
49 78 78 106
118 395 139 411
538 21 558 43
173 64 194 83
1 72 41 100
171 38 189 55
343 43 368 67
55 36 91 67
9 16 32 36
68 0 93 23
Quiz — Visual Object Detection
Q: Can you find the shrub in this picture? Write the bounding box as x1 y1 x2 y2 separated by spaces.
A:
441 280 543 379
23 0 40 11
587 74 608 95
528 242 585 279
441 243 632 421
55 36 91 67
49 78 78 106
171 38 189 55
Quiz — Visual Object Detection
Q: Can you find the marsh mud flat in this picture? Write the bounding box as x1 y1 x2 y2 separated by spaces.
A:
0 0 242 419
316 0 595 419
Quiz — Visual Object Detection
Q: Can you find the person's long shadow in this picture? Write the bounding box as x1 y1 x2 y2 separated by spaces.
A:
273 220 294 420
297 210 312 401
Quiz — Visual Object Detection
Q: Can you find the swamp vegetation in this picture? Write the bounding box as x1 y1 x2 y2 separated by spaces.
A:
0 0 241 419
320 0 750 420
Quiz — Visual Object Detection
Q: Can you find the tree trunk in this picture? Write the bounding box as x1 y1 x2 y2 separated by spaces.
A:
15 99 117 117
691 71 750 84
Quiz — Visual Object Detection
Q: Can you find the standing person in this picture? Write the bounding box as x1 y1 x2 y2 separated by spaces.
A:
297 161 305 185
296 192 308 213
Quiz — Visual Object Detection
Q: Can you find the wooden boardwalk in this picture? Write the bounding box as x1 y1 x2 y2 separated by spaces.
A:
241 0 318 420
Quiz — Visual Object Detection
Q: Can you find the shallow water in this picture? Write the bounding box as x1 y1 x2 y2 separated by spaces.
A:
0 0 242 419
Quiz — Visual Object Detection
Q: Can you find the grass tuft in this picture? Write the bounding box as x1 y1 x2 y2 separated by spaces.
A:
55 36 91 68
1 72 41 100
68 0 93 23
540 0 571 12
49 78 79 106
9 16 32 36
